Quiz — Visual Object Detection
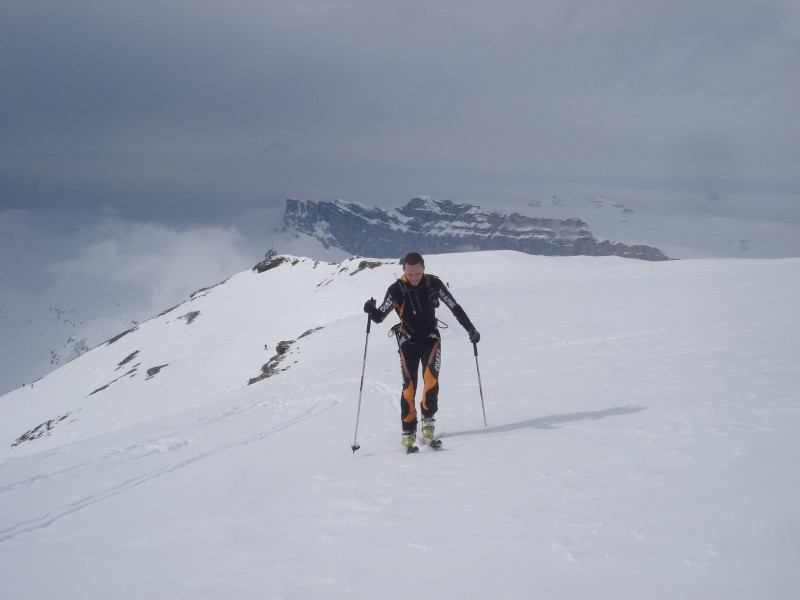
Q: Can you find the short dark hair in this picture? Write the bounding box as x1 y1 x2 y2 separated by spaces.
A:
400 252 425 267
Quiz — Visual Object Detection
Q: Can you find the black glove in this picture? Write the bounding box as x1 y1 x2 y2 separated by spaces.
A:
468 329 480 344
363 298 377 314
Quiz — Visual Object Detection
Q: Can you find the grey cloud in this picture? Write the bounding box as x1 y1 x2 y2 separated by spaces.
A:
1 0 798 229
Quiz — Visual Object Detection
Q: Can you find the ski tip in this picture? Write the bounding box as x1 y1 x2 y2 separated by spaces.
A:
406 445 420 454
421 437 443 449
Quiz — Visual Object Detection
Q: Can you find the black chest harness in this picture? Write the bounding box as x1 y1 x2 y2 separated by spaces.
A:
390 276 448 347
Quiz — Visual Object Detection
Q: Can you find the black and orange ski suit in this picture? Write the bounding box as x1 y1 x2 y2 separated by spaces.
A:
367 274 476 434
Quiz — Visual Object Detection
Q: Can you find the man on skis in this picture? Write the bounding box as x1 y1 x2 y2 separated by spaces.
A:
363 252 480 450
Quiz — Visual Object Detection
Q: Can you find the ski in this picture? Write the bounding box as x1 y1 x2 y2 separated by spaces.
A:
406 445 420 454
422 437 443 450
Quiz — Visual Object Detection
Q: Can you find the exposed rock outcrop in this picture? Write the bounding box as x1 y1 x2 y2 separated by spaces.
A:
284 197 669 261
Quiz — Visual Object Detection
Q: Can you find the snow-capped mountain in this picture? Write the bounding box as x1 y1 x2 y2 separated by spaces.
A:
284 197 669 261
1 251 798 599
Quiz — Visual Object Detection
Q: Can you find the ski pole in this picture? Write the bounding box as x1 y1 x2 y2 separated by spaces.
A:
351 313 372 452
473 342 487 426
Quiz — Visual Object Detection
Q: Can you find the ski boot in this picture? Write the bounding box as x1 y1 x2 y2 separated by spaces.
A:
421 417 436 441
421 418 442 449
402 431 418 454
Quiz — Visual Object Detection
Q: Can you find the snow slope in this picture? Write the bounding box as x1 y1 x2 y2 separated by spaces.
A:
1 251 798 599
0 218 348 397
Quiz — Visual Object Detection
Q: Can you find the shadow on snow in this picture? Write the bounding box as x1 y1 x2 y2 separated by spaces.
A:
446 406 646 438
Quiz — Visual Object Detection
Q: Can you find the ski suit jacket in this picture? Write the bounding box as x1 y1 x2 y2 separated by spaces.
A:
367 274 475 342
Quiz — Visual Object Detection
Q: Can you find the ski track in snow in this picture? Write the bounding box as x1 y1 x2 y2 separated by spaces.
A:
0 392 325 491
486 297 507 329
0 396 338 543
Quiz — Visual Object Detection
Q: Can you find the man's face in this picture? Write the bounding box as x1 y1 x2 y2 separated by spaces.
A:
403 262 424 286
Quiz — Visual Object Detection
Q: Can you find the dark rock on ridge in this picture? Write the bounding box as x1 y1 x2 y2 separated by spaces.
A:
284 197 669 261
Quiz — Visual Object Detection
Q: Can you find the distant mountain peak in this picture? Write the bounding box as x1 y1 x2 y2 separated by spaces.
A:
284 197 669 261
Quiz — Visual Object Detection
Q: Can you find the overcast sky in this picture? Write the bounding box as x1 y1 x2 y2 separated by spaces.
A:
2 0 800 279
1 0 799 392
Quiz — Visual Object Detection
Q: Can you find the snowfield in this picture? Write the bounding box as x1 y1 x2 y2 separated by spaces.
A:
1 251 798 599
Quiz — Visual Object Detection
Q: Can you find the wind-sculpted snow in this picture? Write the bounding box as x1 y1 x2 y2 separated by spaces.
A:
0 251 798 599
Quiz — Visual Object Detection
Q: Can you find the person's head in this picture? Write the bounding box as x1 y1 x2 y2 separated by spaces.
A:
400 252 425 286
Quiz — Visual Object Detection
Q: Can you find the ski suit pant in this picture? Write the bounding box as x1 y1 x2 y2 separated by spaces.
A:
399 335 441 434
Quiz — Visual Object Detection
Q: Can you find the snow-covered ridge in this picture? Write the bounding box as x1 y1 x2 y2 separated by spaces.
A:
1 251 798 599
284 197 669 260
0 254 396 456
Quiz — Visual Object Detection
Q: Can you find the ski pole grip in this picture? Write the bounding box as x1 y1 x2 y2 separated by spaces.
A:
365 298 376 333
473 341 478 356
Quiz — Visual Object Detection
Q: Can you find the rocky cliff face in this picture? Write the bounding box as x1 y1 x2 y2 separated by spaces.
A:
284 197 669 261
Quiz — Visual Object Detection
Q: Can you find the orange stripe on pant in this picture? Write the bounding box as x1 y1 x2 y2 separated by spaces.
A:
398 337 441 433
